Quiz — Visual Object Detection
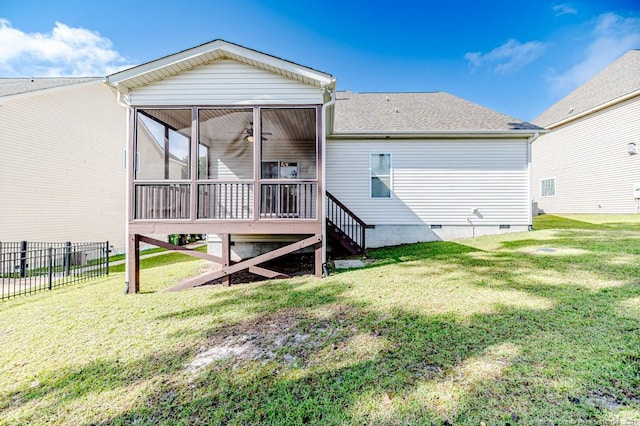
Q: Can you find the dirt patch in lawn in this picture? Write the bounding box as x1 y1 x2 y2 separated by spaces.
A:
185 305 388 375
517 246 590 256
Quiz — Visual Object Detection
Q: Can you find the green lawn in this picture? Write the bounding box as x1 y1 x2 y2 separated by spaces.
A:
1 215 639 425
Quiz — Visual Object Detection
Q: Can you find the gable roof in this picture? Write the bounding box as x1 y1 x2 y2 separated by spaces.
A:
534 50 640 128
0 77 100 98
106 39 335 92
332 91 542 136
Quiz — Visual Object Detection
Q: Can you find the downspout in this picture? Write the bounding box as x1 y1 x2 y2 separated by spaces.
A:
116 90 131 292
321 88 337 276
527 131 540 231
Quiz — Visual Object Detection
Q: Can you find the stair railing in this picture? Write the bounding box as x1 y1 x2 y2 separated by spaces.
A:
326 191 373 252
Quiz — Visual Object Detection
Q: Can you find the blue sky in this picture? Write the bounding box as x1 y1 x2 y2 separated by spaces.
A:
1 0 639 121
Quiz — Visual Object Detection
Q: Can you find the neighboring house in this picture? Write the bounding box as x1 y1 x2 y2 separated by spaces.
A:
0 78 127 251
104 40 542 292
531 50 640 214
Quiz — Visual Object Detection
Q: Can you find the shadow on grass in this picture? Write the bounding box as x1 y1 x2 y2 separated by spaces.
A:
5 230 640 425
533 215 604 230
96 278 640 425
330 241 480 274
105 233 640 424
0 347 194 415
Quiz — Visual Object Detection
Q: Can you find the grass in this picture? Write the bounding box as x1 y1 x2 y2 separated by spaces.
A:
109 245 207 273
108 247 167 263
1 215 639 424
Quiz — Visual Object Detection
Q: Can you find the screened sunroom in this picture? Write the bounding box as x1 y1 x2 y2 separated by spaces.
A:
106 39 336 292
133 106 320 222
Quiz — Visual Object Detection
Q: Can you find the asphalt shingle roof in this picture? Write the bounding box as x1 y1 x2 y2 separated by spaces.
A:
534 50 640 128
0 77 100 97
333 91 540 133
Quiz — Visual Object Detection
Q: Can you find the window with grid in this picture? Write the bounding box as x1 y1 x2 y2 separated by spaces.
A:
540 178 556 197
370 153 391 198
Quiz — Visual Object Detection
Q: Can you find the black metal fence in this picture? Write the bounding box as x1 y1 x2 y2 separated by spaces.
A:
0 241 109 301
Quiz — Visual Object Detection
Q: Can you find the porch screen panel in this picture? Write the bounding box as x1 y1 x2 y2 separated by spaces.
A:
260 108 317 180
135 109 191 180
198 109 254 180
259 108 318 219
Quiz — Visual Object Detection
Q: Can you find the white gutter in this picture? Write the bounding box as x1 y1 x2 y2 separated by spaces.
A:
329 129 546 139
116 90 131 291
547 88 640 129
526 132 540 229
321 87 337 274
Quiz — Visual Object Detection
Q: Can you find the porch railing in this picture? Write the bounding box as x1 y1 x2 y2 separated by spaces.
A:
198 182 254 219
133 181 318 220
0 241 109 301
326 191 371 251
260 182 317 219
134 183 190 219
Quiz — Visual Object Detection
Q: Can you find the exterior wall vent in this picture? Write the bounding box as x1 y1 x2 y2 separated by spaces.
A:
430 224 443 229
499 224 511 229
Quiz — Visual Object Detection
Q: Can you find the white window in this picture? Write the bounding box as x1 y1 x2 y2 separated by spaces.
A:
371 153 392 198
540 178 556 197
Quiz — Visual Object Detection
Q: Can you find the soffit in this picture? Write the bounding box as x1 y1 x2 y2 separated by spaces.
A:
107 40 335 92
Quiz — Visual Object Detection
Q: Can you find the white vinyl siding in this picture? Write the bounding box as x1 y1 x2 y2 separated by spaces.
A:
326 139 530 225
0 82 127 250
127 60 324 106
531 96 640 213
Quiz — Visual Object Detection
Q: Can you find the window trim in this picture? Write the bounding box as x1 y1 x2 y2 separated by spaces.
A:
540 177 556 197
369 153 393 199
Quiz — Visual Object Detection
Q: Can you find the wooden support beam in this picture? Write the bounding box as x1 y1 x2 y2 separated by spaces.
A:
126 233 140 294
137 235 224 264
248 266 290 279
168 234 321 291
221 233 230 287
314 241 323 278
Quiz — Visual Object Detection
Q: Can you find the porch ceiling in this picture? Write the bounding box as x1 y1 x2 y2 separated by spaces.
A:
143 108 316 145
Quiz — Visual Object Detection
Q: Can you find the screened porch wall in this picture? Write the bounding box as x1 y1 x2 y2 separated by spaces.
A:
132 106 320 221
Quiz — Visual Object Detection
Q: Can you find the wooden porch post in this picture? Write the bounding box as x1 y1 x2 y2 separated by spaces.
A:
126 233 140 294
314 239 323 278
222 233 231 287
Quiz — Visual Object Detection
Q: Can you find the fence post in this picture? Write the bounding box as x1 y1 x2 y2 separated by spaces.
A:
19 240 27 278
48 247 53 290
64 241 71 277
105 240 109 275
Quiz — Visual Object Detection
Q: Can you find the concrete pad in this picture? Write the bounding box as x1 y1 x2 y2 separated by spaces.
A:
333 259 366 269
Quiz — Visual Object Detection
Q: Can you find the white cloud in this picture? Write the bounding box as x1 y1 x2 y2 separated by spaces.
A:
553 4 578 16
465 39 547 74
547 12 640 94
0 19 134 76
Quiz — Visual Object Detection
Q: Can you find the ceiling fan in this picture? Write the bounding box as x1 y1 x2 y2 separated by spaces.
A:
243 122 272 143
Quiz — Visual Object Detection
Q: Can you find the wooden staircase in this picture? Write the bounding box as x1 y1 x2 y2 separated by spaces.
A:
326 191 373 255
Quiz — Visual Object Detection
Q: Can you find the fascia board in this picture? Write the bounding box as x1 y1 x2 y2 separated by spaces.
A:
107 40 334 90
546 89 640 129
328 129 547 140
0 79 103 101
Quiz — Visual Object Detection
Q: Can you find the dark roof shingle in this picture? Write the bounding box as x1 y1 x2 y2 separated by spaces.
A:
333 91 540 133
534 50 640 128
0 77 100 97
